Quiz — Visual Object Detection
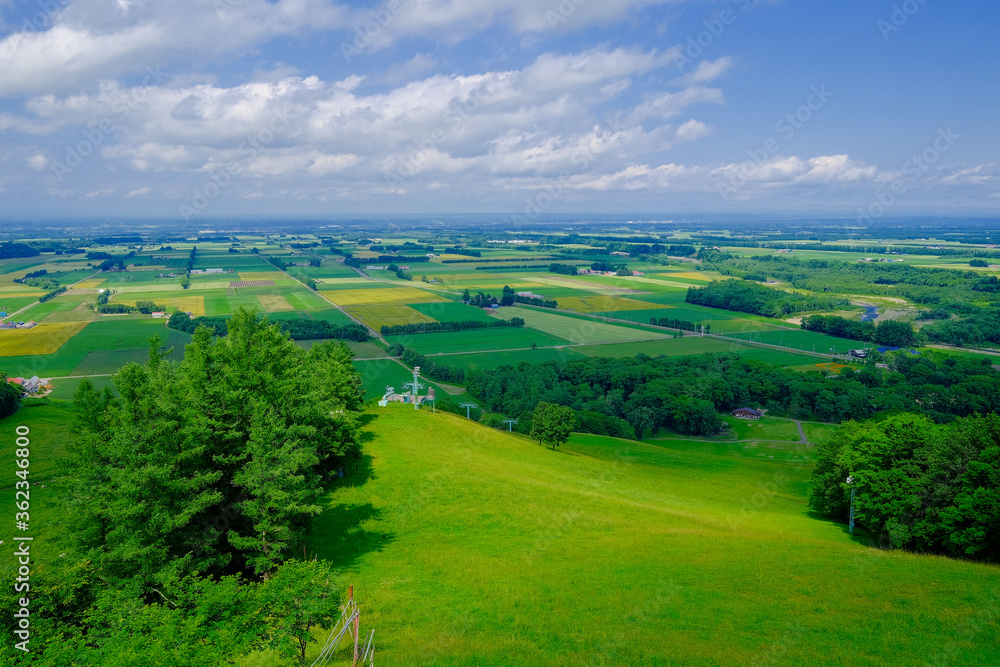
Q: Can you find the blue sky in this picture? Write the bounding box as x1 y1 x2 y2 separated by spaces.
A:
0 0 997 221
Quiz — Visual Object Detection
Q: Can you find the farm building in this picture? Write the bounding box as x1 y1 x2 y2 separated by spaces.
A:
205 268 225 274
732 407 762 420
151 312 167 319
849 349 868 358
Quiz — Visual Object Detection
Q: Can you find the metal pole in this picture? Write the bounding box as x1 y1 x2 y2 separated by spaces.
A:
849 488 856 535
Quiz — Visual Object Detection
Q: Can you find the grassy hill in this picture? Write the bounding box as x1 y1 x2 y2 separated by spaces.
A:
309 406 1000 666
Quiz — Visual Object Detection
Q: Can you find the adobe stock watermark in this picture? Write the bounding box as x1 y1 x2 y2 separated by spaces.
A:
179 111 289 221
545 0 587 29
341 0 405 62
671 0 752 73
49 66 166 183
878 0 930 41
718 84 833 202
856 127 959 224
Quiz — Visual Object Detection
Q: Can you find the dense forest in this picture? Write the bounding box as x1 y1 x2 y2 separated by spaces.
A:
698 250 998 308
0 311 364 663
686 279 851 317
801 315 917 347
0 242 40 259
921 310 1000 347
810 413 999 562
463 351 1000 439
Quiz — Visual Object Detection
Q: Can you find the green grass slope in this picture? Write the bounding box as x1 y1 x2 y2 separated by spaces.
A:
310 407 1000 667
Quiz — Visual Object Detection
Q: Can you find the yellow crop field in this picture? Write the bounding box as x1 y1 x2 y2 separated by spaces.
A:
324 287 449 306
256 294 294 311
344 305 436 331
0 322 88 356
557 295 660 312
657 271 710 281
117 296 206 317
238 271 286 281
75 279 106 289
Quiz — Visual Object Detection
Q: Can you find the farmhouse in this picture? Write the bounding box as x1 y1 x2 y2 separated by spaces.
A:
732 407 762 420
849 349 868 359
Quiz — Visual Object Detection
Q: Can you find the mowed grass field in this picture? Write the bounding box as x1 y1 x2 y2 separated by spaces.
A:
322 287 451 306
387 327 572 354
0 322 88 355
308 408 1000 666
557 295 668 312
495 307 667 345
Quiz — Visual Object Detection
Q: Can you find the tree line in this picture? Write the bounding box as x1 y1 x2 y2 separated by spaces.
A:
169 311 371 342
686 279 850 317
380 317 524 336
548 263 579 275
649 316 708 332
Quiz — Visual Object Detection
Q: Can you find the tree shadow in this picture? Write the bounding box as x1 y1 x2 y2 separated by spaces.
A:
806 510 878 546
309 502 393 570
336 452 376 489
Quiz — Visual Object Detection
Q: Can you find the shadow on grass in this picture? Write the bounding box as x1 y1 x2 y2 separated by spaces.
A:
310 502 393 570
806 510 879 547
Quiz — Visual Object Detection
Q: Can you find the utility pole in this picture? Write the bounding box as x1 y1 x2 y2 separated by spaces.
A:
503 418 518 432
460 402 478 419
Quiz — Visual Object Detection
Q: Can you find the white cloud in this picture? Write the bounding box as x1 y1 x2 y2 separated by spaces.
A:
675 56 736 85
85 187 114 197
27 154 47 171
0 0 349 97
125 186 150 197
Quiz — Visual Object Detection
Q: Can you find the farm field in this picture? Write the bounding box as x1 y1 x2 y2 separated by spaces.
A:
407 301 498 323
425 347 591 373
306 407 1000 666
387 326 573 355
0 322 89 356
344 304 436 331
493 306 668 345
321 287 451 306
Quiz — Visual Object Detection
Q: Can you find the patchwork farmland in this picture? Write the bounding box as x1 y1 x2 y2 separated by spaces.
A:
0 234 926 400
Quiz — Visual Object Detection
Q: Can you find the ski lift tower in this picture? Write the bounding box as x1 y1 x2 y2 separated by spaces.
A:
460 402 478 419
402 366 424 411
503 418 518 432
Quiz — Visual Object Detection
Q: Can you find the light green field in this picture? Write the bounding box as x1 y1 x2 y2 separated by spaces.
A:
719 414 802 441
307 407 1000 666
428 347 591 373
494 306 668 345
408 302 498 323
386 326 572 354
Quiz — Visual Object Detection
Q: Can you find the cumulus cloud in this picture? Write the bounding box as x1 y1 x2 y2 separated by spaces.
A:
0 0 348 97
